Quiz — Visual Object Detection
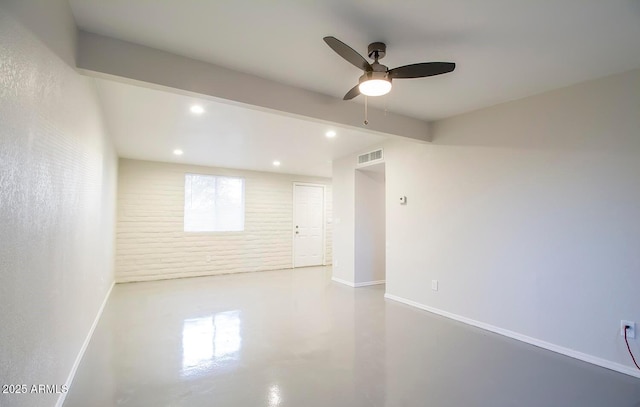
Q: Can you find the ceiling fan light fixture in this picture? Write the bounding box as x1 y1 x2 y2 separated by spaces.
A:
358 71 392 97
359 79 392 96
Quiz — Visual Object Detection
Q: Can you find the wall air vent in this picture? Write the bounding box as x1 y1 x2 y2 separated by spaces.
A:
357 149 384 166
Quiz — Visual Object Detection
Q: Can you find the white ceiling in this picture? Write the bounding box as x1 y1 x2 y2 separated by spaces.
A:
70 0 640 121
94 78 388 178
70 1 640 177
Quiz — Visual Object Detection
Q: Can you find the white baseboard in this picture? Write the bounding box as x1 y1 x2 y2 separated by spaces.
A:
331 277 386 288
384 293 640 380
354 280 386 287
331 277 355 287
56 281 115 407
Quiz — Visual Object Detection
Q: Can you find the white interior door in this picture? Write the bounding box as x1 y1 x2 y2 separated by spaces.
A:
293 184 324 268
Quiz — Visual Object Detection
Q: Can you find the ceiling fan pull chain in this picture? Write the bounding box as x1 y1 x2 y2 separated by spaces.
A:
364 96 369 125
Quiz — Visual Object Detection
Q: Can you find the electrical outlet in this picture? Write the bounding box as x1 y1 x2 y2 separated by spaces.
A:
621 320 635 339
431 280 438 291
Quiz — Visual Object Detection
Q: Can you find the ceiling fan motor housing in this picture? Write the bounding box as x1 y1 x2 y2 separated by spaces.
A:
359 70 391 84
368 42 386 60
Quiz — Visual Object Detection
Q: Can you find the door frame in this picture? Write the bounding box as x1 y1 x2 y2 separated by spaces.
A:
292 182 326 268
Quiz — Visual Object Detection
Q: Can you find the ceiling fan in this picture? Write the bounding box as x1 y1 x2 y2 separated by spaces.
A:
323 36 456 100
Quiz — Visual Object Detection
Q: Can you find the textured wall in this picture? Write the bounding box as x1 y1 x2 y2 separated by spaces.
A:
382 68 640 376
116 159 332 282
0 2 117 407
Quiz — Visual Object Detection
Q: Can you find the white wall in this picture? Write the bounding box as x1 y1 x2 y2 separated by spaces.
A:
355 165 386 284
332 154 356 284
116 159 332 282
0 1 118 406
382 69 640 376
333 151 387 286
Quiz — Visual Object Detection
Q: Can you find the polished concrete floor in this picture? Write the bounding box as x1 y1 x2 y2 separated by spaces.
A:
65 267 640 407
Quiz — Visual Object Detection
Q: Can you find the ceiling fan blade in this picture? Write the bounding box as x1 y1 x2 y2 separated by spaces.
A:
388 62 455 79
343 84 360 100
324 36 372 72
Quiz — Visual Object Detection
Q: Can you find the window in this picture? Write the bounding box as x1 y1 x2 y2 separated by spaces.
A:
184 174 245 232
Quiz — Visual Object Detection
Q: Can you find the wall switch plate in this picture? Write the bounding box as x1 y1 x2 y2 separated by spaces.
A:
431 280 438 291
621 320 635 339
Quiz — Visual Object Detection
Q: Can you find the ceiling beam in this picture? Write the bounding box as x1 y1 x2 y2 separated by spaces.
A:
77 31 431 142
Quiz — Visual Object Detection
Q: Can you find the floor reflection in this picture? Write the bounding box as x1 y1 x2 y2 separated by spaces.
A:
181 310 241 377
268 384 281 407
214 310 242 358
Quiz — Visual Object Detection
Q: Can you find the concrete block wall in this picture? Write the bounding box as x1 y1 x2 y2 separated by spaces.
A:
116 158 332 282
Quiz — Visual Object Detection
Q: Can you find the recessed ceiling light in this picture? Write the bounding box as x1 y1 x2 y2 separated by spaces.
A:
326 130 337 138
190 105 204 114
173 149 184 156
273 161 281 167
